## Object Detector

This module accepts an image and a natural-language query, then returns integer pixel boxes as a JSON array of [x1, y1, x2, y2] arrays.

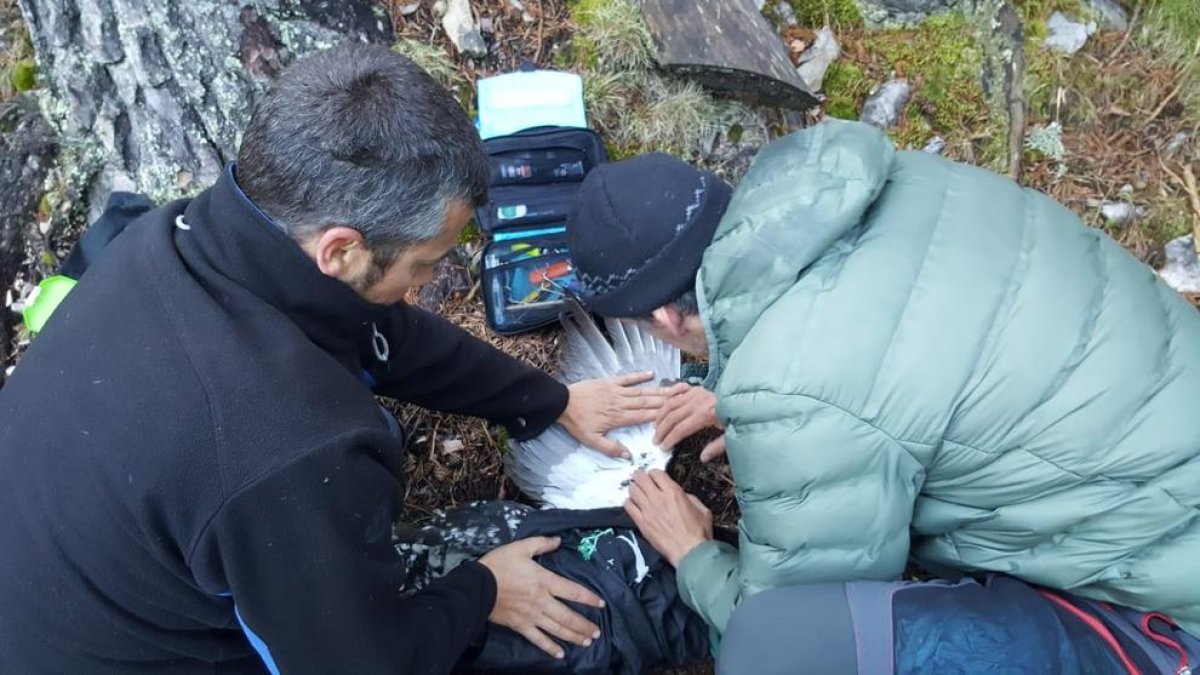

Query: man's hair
[[654, 289, 699, 318], [237, 42, 488, 264]]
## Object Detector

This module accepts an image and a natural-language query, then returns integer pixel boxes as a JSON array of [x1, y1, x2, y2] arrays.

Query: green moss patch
[[822, 13, 1000, 164]]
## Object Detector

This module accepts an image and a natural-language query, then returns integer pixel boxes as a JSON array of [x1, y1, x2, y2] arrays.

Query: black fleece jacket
[[0, 166, 569, 674]]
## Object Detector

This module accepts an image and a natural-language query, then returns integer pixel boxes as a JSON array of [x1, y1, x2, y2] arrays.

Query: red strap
[[1139, 612, 1191, 675], [1038, 590, 1141, 675]]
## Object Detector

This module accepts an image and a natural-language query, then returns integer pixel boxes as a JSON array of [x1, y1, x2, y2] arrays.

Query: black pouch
[[477, 126, 607, 334]]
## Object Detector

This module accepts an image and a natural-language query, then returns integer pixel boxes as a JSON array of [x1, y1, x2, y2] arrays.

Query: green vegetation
[[9, 58, 35, 91], [819, 13, 1001, 165], [569, 0, 765, 161], [763, 0, 863, 30]]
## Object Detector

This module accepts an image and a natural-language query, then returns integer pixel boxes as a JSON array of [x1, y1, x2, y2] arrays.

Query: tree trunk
[[16, 0, 393, 209]]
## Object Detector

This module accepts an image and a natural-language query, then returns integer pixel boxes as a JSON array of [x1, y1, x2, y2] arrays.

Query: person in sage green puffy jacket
[[565, 120, 1200, 648]]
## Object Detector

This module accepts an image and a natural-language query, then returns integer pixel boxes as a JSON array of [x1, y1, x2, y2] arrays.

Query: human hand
[[560, 372, 670, 458], [480, 537, 606, 660], [624, 470, 713, 567], [653, 383, 723, 455]]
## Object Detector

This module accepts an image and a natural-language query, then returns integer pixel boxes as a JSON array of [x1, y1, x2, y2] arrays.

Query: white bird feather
[[505, 302, 681, 509]]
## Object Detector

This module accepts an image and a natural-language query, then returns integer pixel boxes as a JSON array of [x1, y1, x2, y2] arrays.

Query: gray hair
[[236, 42, 488, 261], [649, 289, 699, 318]]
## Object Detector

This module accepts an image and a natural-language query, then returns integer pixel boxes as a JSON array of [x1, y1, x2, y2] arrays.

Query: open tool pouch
[[477, 126, 607, 334]]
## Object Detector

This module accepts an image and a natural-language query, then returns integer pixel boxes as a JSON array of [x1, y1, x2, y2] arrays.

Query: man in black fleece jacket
[[0, 44, 663, 673]]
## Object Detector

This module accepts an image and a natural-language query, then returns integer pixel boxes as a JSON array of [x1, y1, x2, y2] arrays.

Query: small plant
[[573, 0, 653, 72], [392, 39, 461, 90], [1025, 121, 1068, 179], [10, 59, 36, 92]]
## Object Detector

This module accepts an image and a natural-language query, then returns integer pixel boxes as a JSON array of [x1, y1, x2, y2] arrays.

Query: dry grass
[[1022, 13, 1200, 263], [0, 0, 36, 102]]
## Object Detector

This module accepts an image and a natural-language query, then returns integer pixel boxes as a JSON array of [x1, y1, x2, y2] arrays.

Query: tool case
[[477, 125, 608, 334]]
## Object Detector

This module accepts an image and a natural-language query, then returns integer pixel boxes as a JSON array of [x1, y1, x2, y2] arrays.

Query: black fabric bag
[[476, 126, 608, 335], [394, 502, 710, 674]]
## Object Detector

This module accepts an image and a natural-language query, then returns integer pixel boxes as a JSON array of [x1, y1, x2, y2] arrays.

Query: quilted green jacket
[[677, 120, 1200, 636]]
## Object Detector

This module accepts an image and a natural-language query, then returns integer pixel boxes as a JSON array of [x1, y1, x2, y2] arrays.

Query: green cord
[[577, 528, 614, 560]]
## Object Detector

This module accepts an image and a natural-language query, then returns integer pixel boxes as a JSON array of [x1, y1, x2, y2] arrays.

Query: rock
[[1089, 0, 1128, 32], [860, 78, 910, 130], [855, 0, 959, 25], [1159, 235, 1200, 295], [20, 0, 392, 214], [1164, 132, 1189, 158], [1098, 201, 1146, 225], [0, 94, 57, 383], [775, 1, 797, 25], [922, 136, 946, 154], [796, 27, 840, 91], [1045, 12, 1097, 54], [442, 0, 487, 58], [753, 0, 767, 11]]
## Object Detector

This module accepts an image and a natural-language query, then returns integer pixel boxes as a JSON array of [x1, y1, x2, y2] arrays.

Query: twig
[[1105, 4, 1139, 65], [1144, 78, 1186, 126], [533, 0, 544, 65], [1182, 165, 1200, 254]]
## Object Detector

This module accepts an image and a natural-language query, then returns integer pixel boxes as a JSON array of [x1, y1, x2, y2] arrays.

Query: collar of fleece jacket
[[177, 164, 390, 375]]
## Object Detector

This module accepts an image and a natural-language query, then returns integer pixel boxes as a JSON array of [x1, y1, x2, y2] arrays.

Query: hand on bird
[[480, 536, 605, 660], [560, 372, 670, 459], [653, 383, 726, 462], [624, 470, 713, 567]]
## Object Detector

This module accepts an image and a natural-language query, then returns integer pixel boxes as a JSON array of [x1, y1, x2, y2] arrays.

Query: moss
[[458, 220, 480, 246], [788, 0, 864, 29], [822, 62, 871, 119], [1013, 0, 1086, 40], [10, 59, 36, 92], [822, 13, 996, 159]]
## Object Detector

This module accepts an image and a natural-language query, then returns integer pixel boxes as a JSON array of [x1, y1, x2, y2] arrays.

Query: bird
[[505, 302, 681, 510]]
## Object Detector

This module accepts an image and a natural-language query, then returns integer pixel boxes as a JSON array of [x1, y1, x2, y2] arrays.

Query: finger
[[646, 469, 677, 492], [700, 436, 728, 463], [519, 536, 562, 557], [585, 434, 629, 459], [546, 600, 602, 642], [659, 415, 707, 450], [666, 382, 692, 396], [686, 494, 710, 514], [631, 470, 657, 493], [613, 407, 658, 428], [654, 395, 686, 432], [613, 371, 654, 386], [624, 497, 644, 521], [518, 625, 566, 660], [620, 393, 667, 411], [537, 612, 593, 647], [653, 403, 691, 443], [627, 479, 651, 509], [548, 574, 606, 609]]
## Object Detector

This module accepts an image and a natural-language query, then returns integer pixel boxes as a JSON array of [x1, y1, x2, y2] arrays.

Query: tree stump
[[639, 0, 817, 111], [16, 0, 393, 208]]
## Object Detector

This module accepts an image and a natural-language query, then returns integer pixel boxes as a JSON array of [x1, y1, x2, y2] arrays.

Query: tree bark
[[0, 94, 57, 384], [16, 0, 393, 209]]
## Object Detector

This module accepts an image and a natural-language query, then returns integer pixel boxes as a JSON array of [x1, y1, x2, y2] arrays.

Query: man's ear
[[650, 306, 687, 339], [306, 226, 369, 280]]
